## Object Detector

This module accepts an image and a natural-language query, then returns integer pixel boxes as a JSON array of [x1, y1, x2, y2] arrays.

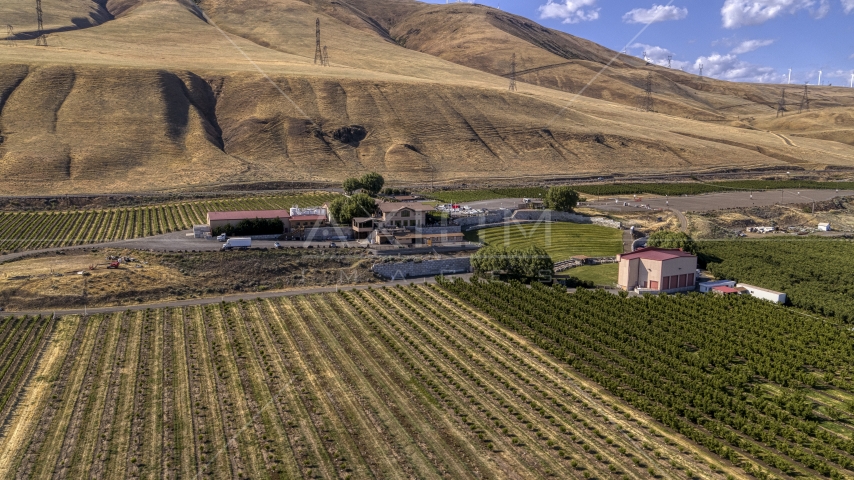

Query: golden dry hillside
[[0, 0, 852, 194]]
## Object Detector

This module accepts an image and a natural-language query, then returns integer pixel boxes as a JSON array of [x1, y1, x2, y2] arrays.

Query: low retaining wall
[[511, 210, 622, 229], [372, 257, 471, 280], [303, 227, 353, 241]]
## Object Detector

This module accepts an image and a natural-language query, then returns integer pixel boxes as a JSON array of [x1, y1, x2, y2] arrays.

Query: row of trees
[[697, 238, 854, 321], [439, 279, 854, 478], [471, 245, 554, 280]]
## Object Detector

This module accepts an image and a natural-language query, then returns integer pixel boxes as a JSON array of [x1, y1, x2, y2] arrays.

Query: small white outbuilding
[[817, 223, 832, 232], [736, 284, 787, 304]]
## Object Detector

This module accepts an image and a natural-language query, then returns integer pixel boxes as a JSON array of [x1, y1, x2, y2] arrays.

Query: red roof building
[[617, 247, 698, 293]]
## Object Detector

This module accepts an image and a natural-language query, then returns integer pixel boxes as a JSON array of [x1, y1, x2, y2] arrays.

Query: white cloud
[[843, 0, 854, 13], [623, 5, 688, 24], [721, 0, 830, 28], [694, 53, 785, 83], [630, 43, 691, 69], [538, 0, 600, 24], [730, 39, 775, 54]]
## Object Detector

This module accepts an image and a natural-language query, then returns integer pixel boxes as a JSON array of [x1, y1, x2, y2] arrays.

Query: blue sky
[[422, 0, 854, 85]]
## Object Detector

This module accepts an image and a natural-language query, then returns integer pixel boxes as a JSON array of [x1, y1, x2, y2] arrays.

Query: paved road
[[0, 230, 363, 264], [0, 273, 472, 318]]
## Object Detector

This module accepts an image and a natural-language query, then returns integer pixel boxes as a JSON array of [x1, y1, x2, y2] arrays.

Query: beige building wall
[[619, 256, 696, 291], [383, 209, 427, 227]]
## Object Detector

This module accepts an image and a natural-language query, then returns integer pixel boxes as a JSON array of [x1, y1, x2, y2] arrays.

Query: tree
[[329, 194, 376, 225], [360, 172, 385, 195], [472, 245, 553, 280], [342, 177, 362, 195], [543, 186, 580, 212], [647, 231, 696, 253]]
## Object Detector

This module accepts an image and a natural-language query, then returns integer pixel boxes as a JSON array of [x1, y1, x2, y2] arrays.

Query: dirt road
[[0, 274, 472, 318]]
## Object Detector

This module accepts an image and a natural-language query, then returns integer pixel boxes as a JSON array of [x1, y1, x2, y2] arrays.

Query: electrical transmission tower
[[667, 55, 672, 69], [698, 63, 703, 77], [314, 18, 322, 65], [35, 0, 47, 46], [508, 53, 517, 92], [322, 46, 329, 66], [776, 89, 786, 118], [4, 25, 15, 47], [636, 72, 655, 112], [798, 84, 810, 114]]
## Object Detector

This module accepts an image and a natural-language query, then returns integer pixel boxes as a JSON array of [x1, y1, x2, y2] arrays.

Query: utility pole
[[508, 53, 517, 92], [35, 0, 47, 46], [314, 18, 322, 65]]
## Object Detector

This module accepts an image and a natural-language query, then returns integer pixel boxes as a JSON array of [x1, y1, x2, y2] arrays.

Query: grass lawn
[[466, 223, 623, 262], [566, 264, 619, 287]]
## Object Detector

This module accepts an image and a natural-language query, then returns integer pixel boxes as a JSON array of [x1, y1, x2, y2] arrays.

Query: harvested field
[[0, 247, 377, 310], [0, 287, 729, 478]]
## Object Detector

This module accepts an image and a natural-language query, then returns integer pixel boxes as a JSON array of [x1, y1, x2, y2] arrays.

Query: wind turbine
[[787, 69, 791, 84], [850, 73, 853, 88], [817, 70, 822, 86]]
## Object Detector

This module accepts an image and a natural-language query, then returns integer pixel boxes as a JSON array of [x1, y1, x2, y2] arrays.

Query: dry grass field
[[0, 247, 377, 310], [0, 0, 851, 194]]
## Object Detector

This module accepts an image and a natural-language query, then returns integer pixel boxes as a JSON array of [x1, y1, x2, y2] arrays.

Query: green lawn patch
[[467, 223, 623, 262], [565, 264, 619, 287]]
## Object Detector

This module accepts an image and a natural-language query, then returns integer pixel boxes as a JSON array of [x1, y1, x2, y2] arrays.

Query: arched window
[[401, 210, 411, 218]]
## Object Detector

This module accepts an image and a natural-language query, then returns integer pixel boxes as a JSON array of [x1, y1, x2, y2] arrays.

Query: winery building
[[617, 247, 698, 293]]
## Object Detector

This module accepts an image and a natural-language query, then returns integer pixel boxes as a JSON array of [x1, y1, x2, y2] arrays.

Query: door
[[649, 281, 659, 290]]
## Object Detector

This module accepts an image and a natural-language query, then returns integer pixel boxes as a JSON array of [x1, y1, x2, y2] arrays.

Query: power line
[[508, 53, 517, 92], [314, 18, 322, 65], [35, 0, 47, 46]]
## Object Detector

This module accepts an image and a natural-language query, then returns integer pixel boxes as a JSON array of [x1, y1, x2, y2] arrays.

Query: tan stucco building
[[617, 247, 697, 293], [377, 203, 435, 228]]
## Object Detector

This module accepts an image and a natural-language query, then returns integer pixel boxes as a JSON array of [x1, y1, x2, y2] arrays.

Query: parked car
[[217, 234, 227, 242], [273, 242, 282, 249], [329, 242, 338, 248]]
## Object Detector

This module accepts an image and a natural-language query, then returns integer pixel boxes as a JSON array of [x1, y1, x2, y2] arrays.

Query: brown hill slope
[[0, 0, 851, 194], [320, 0, 854, 120]]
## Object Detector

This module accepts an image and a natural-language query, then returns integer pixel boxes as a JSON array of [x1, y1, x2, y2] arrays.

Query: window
[[401, 210, 411, 218]]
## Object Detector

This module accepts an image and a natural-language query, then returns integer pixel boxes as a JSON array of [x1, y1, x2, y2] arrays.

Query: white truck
[[222, 237, 251, 250]]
